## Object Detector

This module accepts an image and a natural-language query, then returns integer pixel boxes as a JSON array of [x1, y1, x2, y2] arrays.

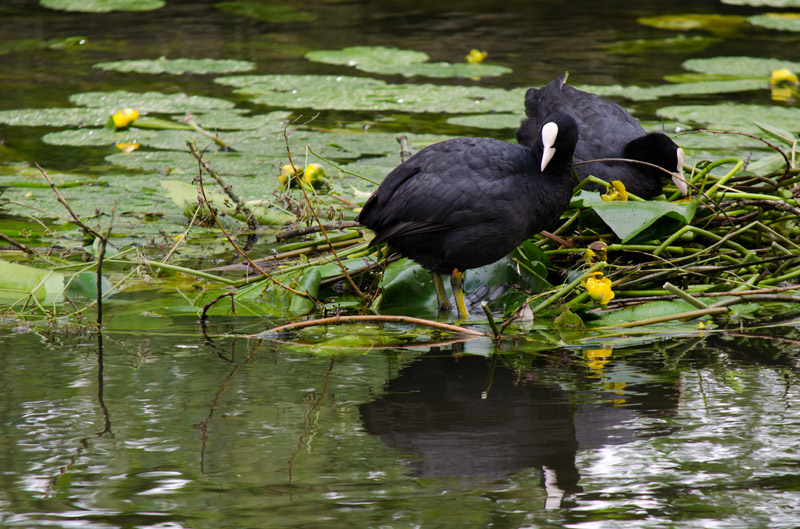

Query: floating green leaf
[[576, 78, 764, 101], [0, 107, 110, 127], [289, 267, 321, 316], [305, 46, 511, 78], [749, 13, 800, 31], [657, 104, 800, 133], [215, 74, 525, 113], [589, 300, 701, 327], [0, 36, 88, 55], [66, 271, 114, 299], [216, 2, 314, 22], [682, 56, 800, 77], [445, 113, 523, 130], [40, 0, 164, 12], [724, 0, 800, 5], [637, 13, 747, 33], [94, 56, 256, 75], [69, 90, 235, 113], [0, 260, 65, 305]]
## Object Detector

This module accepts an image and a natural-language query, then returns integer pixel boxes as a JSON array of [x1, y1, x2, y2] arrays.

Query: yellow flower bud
[[600, 180, 628, 202], [111, 108, 139, 130], [770, 68, 798, 85], [115, 141, 139, 153], [465, 49, 488, 64]]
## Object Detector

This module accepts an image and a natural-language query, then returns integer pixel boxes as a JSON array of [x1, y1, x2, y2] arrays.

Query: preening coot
[[356, 112, 579, 319], [516, 74, 687, 199]]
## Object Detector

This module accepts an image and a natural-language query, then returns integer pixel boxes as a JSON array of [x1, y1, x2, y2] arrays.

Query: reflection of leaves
[[40, 0, 164, 12], [603, 35, 720, 54], [215, 2, 314, 22], [306, 46, 511, 78], [94, 56, 255, 75], [637, 13, 747, 33], [724, 0, 800, 5]]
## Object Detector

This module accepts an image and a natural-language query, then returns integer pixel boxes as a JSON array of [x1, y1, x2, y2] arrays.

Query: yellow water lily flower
[[771, 68, 799, 85], [600, 180, 628, 202], [465, 49, 488, 64], [111, 108, 139, 130], [583, 271, 615, 304]]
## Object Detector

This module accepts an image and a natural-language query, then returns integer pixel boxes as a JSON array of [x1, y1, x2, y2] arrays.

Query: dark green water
[[2, 0, 800, 527]]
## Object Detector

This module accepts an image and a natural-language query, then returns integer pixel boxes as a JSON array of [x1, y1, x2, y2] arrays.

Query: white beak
[[541, 121, 558, 171], [672, 147, 688, 196]]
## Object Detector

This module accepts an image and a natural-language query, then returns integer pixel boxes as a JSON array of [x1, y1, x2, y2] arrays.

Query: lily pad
[[656, 104, 800, 133], [0, 260, 65, 305], [724, 0, 800, 5], [748, 13, 800, 31], [94, 56, 256, 75], [215, 74, 525, 114], [215, 2, 314, 22], [0, 36, 88, 55], [445, 113, 523, 130], [69, 90, 235, 113], [682, 56, 800, 77], [40, 0, 164, 11], [637, 14, 747, 33], [0, 107, 110, 127], [576, 78, 765, 101], [305, 46, 511, 79]]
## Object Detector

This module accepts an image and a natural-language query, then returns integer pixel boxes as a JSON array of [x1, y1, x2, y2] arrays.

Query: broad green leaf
[[637, 14, 747, 33], [589, 200, 696, 243], [175, 110, 293, 130], [0, 108, 109, 127], [40, 0, 164, 12], [663, 73, 755, 83], [739, 152, 788, 175], [215, 2, 314, 22], [656, 104, 800, 133], [446, 113, 523, 129], [724, 0, 800, 5], [66, 271, 114, 299], [754, 122, 798, 145], [589, 299, 702, 327], [69, 90, 235, 112], [93, 56, 256, 75], [576, 78, 764, 101], [0, 260, 65, 305], [289, 267, 321, 316], [215, 74, 525, 113], [749, 12, 800, 31], [305, 46, 511, 78], [682, 56, 800, 76], [160, 179, 296, 225], [674, 130, 768, 151]]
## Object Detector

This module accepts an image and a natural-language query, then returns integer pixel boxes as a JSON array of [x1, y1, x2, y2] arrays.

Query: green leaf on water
[[0, 260, 65, 305], [682, 56, 800, 77], [656, 104, 800, 133], [588, 198, 696, 243], [215, 74, 525, 113], [70, 90, 235, 113], [445, 113, 523, 130], [0, 107, 109, 127], [589, 300, 701, 327], [289, 267, 321, 316], [215, 2, 314, 22], [749, 13, 800, 31], [94, 56, 256, 75], [576, 78, 764, 101], [637, 13, 747, 33], [66, 271, 114, 299], [724, 0, 800, 5], [305, 46, 511, 78], [40, 0, 164, 11]]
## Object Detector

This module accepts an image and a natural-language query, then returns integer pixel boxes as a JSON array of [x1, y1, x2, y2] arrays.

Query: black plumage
[[356, 112, 579, 318], [516, 74, 687, 199]]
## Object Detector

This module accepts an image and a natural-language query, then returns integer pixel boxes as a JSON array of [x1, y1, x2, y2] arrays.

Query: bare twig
[[397, 135, 411, 162], [0, 232, 36, 254], [261, 314, 487, 337], [276, 221, 360, 241], [201, 292, 236, 321]]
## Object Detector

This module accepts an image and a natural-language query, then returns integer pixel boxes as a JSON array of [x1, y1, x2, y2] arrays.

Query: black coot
[[516, 74, 687, 199], [356, 112, 579, 319]]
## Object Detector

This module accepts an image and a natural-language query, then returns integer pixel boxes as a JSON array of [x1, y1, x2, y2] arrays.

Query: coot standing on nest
[[356, 112, 579, 319], [516, 73, 687, 199]]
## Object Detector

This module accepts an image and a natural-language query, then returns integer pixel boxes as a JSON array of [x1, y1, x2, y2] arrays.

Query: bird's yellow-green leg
[[450, 268, 469, 320], [432, 272, 453, 311]]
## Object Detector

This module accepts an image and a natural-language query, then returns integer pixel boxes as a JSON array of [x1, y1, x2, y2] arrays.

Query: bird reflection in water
[[359, 348, 679, 509]]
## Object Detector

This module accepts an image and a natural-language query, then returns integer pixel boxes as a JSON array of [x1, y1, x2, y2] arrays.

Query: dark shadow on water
[[359, 348, 679, 507]]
